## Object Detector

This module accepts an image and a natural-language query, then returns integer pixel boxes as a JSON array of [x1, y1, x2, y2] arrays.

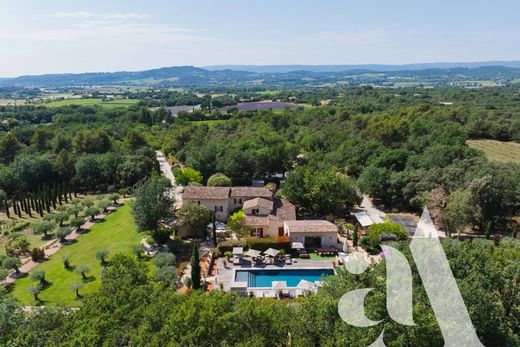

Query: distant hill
[[204, 61, 520, 73], [1, 63, 520, 88]]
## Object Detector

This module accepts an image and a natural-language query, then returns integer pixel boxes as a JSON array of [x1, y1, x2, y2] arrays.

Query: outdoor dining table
[[316, 248, 339, 256]]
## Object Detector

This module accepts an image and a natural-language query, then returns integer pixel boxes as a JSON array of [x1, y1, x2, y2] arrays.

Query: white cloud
[[49, 12, 150, 20]]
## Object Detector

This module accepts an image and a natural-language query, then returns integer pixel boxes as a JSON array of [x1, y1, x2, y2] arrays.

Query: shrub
[[85, 207, 101, 221], [147, 228, 172, 245], [30, 269, 47, 286], [62, 256, 71, 269], [167, 238, 187, 254], [10, 221, 30, 233], [75, 265, 90, 280], [2, 256, 21, 273], [70, 217, 86, 230], [245, 237, 290, 252], [217, 240, 246, 254], [207, 173, 232, 187], [33, 221, 57, 238], [56, 227, 72, 242], [152, 252, 176, 268], [96, 250, 109, 265], [30, 247, 45, 261], [367, 221, 407, 244]]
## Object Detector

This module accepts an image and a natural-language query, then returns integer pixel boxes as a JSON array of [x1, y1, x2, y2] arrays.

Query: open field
[[467, 139, 520, 164], [9, 203, 146, 307], [42, 98, 140, 108], [218, 101, 299, 112]]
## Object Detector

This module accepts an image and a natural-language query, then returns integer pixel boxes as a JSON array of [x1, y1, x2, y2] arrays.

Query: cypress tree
[[212, 213, 217, 247], [63, 183, 68, 203], [5, 200, 10, 218], [190, 240, 201, 290], [485, 220, 493, 240], [16, 201, 22, 217], [51, 187, 56, 209], [37, 198, 43, 217], [26, 199, 32, 217], [44, 188, 51, 213], [352, 224, 359, 248], [57, 184, 63, 205]]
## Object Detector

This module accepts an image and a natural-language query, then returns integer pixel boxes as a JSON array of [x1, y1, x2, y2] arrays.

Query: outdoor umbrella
[[263, 248, 280, 257], [246, 249, 262, 258], [272, 281, 288, 290], [291, 242, 304, 250], [297, 279, 316, 291]]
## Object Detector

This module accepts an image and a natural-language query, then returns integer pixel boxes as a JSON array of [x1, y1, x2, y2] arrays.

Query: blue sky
[[0, 0, 519, 76]]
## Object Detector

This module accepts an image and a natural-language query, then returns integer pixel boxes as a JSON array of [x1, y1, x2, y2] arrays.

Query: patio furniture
[[285, 255, 292, 265], [298, 251, 310, 259], [316, 248, 339, 257], [264, 291, 276, 298]]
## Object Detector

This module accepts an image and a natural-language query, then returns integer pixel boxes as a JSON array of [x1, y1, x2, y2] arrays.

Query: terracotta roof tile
[[243, 198, 274, 211], [183, 186, 230, 200], [284, 220, 338, 233], [230, 187, 272, 198]]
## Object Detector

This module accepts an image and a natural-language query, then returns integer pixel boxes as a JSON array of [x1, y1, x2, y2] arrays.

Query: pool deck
[[214, 258, 335, 292]]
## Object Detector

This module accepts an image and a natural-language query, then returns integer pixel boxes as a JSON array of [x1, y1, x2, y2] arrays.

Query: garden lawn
[[10, 203, 145, 307], [467, 139, 520, 164]]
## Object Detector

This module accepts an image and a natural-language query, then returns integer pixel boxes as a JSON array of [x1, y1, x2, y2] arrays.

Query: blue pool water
[[235, 269, 334, 288]]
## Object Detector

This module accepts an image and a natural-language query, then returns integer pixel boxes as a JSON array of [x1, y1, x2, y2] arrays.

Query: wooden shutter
[[259, 228, 264, 238]]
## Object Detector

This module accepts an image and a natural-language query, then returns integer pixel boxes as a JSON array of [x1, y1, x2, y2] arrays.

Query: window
[[251, 227, 263, 238], [214, 206, 223, 212], [197, 201, 200, 205], [252, 208, 259, 216]]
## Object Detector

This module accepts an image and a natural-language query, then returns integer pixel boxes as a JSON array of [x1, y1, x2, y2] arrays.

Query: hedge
[[245, 237, 290, 252], [217, 240, 247, 254]]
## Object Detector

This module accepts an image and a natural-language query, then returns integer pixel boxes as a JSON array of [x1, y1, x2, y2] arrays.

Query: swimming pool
[[235, 268, 334, 288]]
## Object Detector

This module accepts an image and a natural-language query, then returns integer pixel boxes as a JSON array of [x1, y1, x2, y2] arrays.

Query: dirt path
[[155, 150, 182, 208], [2, 206, 117, 285]]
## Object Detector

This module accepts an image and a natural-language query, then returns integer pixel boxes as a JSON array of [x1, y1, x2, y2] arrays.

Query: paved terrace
[[214, 258, 335, 292]]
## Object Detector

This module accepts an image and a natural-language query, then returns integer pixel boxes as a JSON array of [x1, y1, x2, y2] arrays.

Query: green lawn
[[306, 253, 336, 261], [192, 119, 226, 127], [43, 98, 140, 108], [467, 139, 520, 164], [10, 203, 145, 307]]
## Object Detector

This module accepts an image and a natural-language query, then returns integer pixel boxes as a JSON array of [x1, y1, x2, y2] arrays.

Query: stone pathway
[[2, 205, 118, 285]]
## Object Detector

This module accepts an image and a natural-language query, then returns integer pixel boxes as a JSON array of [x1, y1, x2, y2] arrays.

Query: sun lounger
[[262, 291, 274, 298]]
